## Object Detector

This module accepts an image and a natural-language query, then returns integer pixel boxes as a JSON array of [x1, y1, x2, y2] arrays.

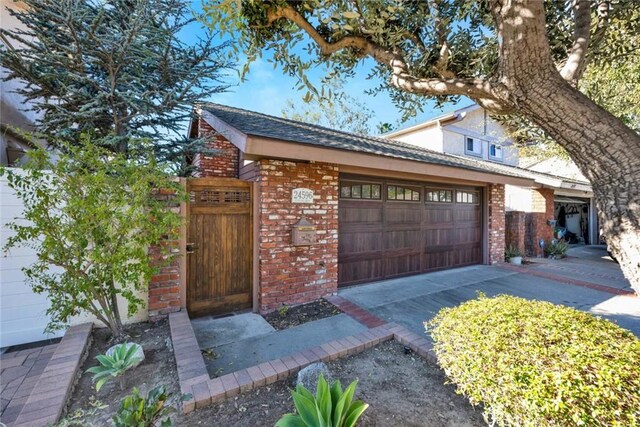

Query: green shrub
[[426, 295, 640, 427], [504, 245, 522, 260], [112, 385, 174, 427], [544, 240, 569, 258], [87, 343, 144, 391], [276, 375, 368, 427]]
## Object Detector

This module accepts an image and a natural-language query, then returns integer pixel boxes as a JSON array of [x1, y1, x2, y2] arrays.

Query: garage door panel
[[424, 205, 454, 225], [338, 177, 483, 287], [385, 204, 422, 225], [455, 226, 482, 244], [423, 250, 457, 271], [456, 244, 482, 265], [339, 203, 383, 224], [338, 230, 383, 254], [386, 253, 422, 277], [338, 259, 384, 285], [385, 229, 421, 250], [425, 228, 455, 247]]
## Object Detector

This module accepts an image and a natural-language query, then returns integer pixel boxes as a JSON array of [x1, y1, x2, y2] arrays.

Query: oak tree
[[205, 0, 640, 293]]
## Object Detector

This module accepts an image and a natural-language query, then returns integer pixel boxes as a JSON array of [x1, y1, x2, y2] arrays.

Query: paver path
[[0, 344, 57, 426]]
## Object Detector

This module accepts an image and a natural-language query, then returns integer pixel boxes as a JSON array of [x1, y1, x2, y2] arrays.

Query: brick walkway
[[1, 344, 57, 426], [0, 323, 92, 427]]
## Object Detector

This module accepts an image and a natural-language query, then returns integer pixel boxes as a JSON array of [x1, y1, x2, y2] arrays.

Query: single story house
[[148, 103, 554, 318]]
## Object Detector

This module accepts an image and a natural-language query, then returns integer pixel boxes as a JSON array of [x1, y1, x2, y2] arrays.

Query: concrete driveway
[[339, 246, 639, 337]]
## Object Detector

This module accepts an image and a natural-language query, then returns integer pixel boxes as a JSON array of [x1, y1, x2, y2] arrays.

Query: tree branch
[[267, 4, 500, 102], [560, 0, 591, 84]]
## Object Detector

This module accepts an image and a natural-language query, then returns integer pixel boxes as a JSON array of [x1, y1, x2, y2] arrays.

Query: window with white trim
[[489, 143, 504, 161], [465, 137, 482, 156]]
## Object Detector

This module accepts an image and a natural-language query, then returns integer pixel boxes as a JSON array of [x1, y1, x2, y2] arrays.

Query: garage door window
[[456, 190, 479, 204], [426, 189, 453, 203], [340, 182, 381, 199], [387, 185, 420, 201]]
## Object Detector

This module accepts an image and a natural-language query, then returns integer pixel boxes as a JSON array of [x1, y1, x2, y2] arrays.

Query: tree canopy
[[204, 0, 640, 294], [1, 0, 232, 175]]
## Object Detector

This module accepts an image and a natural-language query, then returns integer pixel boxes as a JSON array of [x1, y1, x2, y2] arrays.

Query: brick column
[[488, 184, 506, 264], [257, 159, 339, 313], [193, 120, 239, 178], [505, 211, 526, 255], [525, 188, 555, 257]]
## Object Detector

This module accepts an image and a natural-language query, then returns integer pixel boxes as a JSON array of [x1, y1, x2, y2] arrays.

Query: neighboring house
[[147, 102, 541, 319], [385, 104, 598, 253]]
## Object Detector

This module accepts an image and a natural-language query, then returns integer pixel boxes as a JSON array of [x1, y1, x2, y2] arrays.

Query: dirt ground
[[62, 321, 484, 427], [263, 298, 342, 330], [178, 340, 486, 427], [62, 319, 180, 426]]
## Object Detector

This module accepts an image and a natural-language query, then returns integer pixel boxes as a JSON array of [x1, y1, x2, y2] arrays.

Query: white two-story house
[[385, 104, 599, 252]]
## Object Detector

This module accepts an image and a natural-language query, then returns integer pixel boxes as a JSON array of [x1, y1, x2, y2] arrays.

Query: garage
[[338, 176, 483, 287]]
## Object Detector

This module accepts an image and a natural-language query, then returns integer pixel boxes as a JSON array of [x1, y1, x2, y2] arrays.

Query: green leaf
[[343, 401, 369, 427], [291, 390, 320, 427], [275, 414, 307, 427], [341, 11, 360, 19]]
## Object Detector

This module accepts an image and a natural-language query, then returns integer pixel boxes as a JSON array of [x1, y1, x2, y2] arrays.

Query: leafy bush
[[544, 240, 569, 258], [426, 295, 640, 426], [112, 385, 174, 427], [87, 343, 144, 391], [1, 140, 183, 337], [276, 375, 368, 427]]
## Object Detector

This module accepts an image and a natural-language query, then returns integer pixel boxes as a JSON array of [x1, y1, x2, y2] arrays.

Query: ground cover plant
[[427, 294, 640, 426], [1, 141, 183, 338]]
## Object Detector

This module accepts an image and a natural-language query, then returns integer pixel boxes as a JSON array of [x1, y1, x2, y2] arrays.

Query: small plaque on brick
[[291, 188, 314, 204]]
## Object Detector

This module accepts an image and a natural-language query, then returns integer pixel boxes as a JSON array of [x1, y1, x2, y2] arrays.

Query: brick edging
[[325, 295, 386, 327], [499, 264, 635, 296], [13, 323, 93, 427], [169, 310, 437, 414]]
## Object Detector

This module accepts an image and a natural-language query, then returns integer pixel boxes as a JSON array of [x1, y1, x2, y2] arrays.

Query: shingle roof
[[201, 103, 535, 180]]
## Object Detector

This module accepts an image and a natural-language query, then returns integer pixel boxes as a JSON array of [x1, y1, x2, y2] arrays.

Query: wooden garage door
[[338, 177, 482, 287]]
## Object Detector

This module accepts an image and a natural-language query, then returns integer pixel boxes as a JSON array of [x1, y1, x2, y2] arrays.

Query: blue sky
[[182, 2, 467, 134]]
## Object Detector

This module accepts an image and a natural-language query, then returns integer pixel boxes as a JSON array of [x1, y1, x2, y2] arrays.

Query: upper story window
[[340, 182, 382, 199], [465, 137, 482, 156], [387, 185, 421, 201], [489, 143, 503, 161]]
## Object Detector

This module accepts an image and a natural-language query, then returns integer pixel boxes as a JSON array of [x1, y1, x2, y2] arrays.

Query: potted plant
[[505, 245, 523, 265]]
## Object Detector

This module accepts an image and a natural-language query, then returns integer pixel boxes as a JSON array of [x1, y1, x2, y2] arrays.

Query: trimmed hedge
[[426, 295, 640, 426]]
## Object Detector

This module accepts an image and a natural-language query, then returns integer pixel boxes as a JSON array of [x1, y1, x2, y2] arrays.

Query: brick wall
[[525, 188, 555, 257], [488, 184, 506, 264], [148, 241, 182, 320], [505, 211, 526, 256], [257, 159, 339, 313], [193, 120, 239, 178]]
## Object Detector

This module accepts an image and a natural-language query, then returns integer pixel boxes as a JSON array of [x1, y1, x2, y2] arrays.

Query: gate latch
[[186, 243, 197, 254]]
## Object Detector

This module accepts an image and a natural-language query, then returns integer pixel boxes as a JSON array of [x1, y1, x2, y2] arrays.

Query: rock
[[296, 362, 332, 392], [106, 342, 145, 368]]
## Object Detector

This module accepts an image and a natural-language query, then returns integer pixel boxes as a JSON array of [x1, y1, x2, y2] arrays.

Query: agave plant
[[276, 375, 369, 427], [87, 343, 144, 391]]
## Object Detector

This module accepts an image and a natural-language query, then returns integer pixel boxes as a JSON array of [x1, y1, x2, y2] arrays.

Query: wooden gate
[[187, 178, 252, 316]]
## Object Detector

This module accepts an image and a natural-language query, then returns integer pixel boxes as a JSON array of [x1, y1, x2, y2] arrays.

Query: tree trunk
[[493, 0, 640, 294], [518, 78, 640, 294]]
